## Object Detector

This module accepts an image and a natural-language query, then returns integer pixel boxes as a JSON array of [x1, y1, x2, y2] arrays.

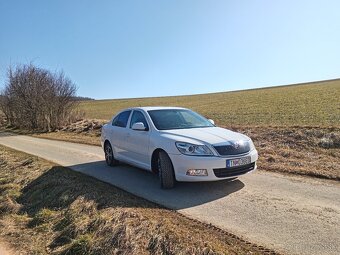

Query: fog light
[[186, 169, 208, 176]]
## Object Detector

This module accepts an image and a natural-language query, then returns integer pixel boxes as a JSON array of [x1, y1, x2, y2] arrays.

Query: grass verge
[[232, 126, 340, 181], [0, 145, 275, 255]]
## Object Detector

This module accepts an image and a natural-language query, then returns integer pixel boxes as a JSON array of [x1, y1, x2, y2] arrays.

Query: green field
[[79, 79, 340, 127]]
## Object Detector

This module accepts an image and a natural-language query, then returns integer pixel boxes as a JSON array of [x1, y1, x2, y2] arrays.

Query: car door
[[110, 110, 132, 160], [124, 110, 151, 170]]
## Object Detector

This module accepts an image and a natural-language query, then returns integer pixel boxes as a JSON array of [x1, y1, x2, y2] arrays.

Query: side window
[[112, 110, 131, 128], [112, 115, 119, 126], [130, 111, 149, 130]]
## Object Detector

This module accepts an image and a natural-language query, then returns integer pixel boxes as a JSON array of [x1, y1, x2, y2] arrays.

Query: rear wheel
[[104, 142, 119, 166], [158, 151, 175, 189]]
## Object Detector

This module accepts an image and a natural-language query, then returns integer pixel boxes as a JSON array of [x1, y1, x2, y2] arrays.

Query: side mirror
[[208, 119, 215, 125], [132, 122, 146, 131]]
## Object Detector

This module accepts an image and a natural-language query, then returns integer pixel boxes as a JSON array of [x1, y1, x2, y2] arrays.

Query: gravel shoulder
[[0, 242, 13, 255]]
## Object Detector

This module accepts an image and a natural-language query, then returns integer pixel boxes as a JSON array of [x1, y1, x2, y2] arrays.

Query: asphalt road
[[0, 132, 339, 255]]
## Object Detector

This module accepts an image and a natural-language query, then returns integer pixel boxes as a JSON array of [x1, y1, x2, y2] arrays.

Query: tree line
[[0, 64, 78, 131]]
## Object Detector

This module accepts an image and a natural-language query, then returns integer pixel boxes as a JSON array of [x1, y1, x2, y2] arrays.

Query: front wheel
[[104, 142, 119, 166], [158, 151, 175, 189]]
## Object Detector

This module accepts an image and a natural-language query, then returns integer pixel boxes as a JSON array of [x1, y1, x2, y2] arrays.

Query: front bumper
[[168, 149, 258, 182]]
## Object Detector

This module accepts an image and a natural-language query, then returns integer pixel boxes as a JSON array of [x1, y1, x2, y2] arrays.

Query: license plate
[[227, 156, 251, 168]]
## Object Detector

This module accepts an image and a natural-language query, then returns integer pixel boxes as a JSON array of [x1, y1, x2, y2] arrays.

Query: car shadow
[[67, 160, 245, 210]]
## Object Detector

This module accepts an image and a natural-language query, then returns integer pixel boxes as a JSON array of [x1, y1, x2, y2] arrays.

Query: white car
[[101, 107, 258, 189]]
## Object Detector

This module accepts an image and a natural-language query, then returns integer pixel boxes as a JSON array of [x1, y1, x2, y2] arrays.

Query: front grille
[[214, 141, 250, 156], [213, 162, 255, 178]]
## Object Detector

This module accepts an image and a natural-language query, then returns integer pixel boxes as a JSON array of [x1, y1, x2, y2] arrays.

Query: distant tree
[[0, 64, 78, 131], [72, 96, 94, 101]]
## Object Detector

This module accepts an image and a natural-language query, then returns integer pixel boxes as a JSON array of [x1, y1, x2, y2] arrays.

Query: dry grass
[[2, 119, 103, 146], [31, 131, 101, 146], [229, 126, 340, 180], [79, 80, 340, 127], [0, 145, 272, 255]]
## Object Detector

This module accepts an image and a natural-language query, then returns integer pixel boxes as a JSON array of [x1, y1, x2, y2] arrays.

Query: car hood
[[159, 127, 249, 145]]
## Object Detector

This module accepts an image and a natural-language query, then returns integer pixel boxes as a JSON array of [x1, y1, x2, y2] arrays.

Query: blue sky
[[0, 0, 339, 99]]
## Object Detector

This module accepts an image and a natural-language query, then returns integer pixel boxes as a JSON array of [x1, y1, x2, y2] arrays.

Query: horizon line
[[90, 77, 340, 101]]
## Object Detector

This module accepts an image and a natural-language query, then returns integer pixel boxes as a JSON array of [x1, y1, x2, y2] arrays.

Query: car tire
[[158, 151, 175, 189], [104, 142, 119, 166]]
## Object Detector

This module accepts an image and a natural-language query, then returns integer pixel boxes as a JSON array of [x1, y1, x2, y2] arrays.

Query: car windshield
[[148, 109, 214, 130]]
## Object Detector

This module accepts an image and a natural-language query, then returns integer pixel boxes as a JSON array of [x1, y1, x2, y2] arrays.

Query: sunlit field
[[79, 79, 340, 127]]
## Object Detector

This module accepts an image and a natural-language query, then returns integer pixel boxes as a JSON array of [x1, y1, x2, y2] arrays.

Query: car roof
[[123, 106, 189, 111]]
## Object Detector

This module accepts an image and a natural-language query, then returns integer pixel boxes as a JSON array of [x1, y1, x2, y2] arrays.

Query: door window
[[112, 110, 131, 128], [130, 111, 149, 130]]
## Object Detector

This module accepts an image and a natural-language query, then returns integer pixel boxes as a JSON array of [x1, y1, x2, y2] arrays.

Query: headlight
[[175, 142, 213, 156], [248, 139, 255, 151]]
